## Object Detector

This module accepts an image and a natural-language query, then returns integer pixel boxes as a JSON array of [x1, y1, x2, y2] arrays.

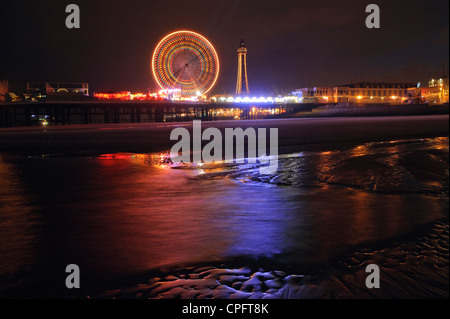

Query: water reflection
[[349, 144, 370, 157], [74, 157, 299, 273], [0, 155, 39, 291], [0, 136, 447, 295]]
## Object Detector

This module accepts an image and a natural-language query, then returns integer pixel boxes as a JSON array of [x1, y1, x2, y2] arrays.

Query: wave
[[173, 137, 449, 196]]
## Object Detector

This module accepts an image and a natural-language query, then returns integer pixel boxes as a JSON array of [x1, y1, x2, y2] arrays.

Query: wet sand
[[92, 221, 448, 299], [0, 115, 448, 156], [85, 136, 448, 299], [0, 115, 448, 299]]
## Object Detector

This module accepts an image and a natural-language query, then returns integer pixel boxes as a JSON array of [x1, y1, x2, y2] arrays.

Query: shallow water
[[0, 137, 448, 297]]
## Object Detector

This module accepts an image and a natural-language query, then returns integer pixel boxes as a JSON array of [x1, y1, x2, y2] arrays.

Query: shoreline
[[0, 115, 448, 158]]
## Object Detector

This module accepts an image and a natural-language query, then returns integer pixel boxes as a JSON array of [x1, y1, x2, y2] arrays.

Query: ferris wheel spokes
[[152, 31, 219, 96]]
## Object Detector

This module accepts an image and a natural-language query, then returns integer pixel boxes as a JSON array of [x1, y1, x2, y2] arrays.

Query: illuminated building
[[294, 87, 334, 104], [428, 78, 449, 104], [405, 78, 449, 105], [158, 89, 182, 101], [94, 92, 132, 100], [293, 82, 416, 105], [334, 82, 415, 104], [210, 94, 298, 104], [236, 36, 249, 95], [94, 91, 161, 101]]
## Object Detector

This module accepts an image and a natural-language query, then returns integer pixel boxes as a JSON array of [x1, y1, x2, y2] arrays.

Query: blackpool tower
[[236, 36, 249, 95]]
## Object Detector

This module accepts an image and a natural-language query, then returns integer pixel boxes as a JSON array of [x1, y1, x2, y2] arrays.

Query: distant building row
[[292, 79, 449, 105], [26, 82, 89, 101], [0, 81, 89, 102]]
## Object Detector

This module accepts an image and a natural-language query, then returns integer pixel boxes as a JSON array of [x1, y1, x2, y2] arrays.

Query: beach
[[0, 115, 448, 299]]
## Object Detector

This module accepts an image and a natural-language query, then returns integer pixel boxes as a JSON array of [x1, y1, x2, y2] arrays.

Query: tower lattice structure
[[236, 36, 249, 95]]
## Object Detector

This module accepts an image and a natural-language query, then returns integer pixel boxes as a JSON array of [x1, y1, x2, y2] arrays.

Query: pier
[[0, 101, 311, 127]]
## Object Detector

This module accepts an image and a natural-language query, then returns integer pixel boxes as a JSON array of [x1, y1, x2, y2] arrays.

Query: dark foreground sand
[[93, 221, 448, 299]]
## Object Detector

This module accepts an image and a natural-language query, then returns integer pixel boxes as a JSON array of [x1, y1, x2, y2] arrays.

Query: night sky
[[1, 0, 448, 95]]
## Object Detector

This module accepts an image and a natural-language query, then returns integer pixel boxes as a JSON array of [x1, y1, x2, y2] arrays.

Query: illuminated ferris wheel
[[152, 31, 220, 97]]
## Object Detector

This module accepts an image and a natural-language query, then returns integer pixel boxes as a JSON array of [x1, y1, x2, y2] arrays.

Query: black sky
[[1, 0, 448, 95]]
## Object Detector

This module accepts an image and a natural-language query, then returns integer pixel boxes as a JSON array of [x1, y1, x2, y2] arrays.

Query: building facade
[[334, 82, 416, 104], [293, 82, 419, 105], [427, 78, 449, 104]]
